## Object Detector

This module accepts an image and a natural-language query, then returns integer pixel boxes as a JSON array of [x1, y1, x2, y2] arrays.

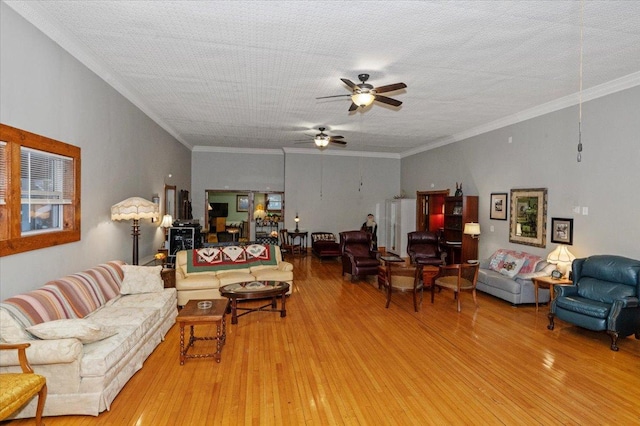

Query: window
[[0, 124, 81, 256]]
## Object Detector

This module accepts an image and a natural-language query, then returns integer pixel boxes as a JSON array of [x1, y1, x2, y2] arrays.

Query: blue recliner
[[548, 255, 640, 351]]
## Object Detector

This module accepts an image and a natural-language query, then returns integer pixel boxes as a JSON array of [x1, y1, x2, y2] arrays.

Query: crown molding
[[4, 0, 193, 151], [401, 71, 640, 158], [282, 147, 400, 159], [192, 146, 283, 155]]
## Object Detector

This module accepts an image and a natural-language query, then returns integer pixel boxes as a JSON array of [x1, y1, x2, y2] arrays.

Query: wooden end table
[[219, 281, 290, 325], [177, 299, 229, 364], [531, 275, 572, 311]]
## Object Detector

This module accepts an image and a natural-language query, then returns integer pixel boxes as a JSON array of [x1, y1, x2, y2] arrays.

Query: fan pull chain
[[577, 0, 584, 162]]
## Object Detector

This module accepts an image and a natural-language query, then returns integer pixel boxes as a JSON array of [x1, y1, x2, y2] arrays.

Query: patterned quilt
[[187, 244, 277, 273], [488, 249, 543, 275]]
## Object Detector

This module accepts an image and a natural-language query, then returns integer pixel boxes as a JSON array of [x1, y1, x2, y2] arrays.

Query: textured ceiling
[[6, 1, 640, 155]]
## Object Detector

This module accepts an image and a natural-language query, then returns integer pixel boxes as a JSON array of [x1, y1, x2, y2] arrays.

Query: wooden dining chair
[[0, 343, 47, 425], [433, 263, 479, 312], [279, 229, 301, 257]]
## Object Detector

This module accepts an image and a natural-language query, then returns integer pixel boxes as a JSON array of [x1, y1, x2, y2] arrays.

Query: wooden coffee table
[[177, 299, 229, 364], [219, 281, 290, 324]]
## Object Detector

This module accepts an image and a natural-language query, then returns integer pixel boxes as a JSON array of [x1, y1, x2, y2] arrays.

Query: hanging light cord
[[577, 0, 584, 162]]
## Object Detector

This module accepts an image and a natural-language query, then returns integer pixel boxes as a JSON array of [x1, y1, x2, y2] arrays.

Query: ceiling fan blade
[[340, 78, 357, 89], [330, 139, 347, 145], [294, 141, 314, 145], [374, 94, 402, 107], [316, 94, 350, 100], [330, 135, 344, 139], [348, 102, 359, 112], [373, 82, 407, 94]]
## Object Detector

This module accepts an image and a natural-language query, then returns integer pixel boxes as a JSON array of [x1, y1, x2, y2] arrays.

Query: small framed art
[[490, 193, 508, 220], [551, 217, 573, 245], [236, 195, 249, 212]]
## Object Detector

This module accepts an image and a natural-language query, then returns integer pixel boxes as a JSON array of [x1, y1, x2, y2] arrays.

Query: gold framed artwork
[[509, 188, 547, 248]]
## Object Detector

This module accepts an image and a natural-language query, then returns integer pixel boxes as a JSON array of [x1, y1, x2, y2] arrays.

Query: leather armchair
[[407, 231, 446, 266], [548, 255, 640, 351], [339, 231, 380, 281]]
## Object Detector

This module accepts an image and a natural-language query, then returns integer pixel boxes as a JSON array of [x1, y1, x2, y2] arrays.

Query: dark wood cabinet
[[161, 268, 176, 288], [443, 196, 478, 263]]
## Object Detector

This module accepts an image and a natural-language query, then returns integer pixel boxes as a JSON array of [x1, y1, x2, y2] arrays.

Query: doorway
[[416, 190, 450, 234], [204, 190, 285, 244]]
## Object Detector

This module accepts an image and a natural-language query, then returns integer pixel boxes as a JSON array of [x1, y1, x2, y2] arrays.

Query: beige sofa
[[175, 244, 293, 306], [0, 261, 177, 419]]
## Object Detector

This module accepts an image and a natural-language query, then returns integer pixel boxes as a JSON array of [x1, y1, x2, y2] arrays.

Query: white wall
[[402, 86, 640, 261], [0, 4, 191, 299]]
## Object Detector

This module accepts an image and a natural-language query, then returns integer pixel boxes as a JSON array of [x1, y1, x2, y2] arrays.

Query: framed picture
[[490, 193, 508, 220], [266, 193, 282, 211], [236, 195, 249, 212], [551, 217, 574, 245], [509, 188, 547, 248]]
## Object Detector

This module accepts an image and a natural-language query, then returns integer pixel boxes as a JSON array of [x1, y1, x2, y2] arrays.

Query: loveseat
[[0, 261, 177, 419], [477, 249, 556, 305], [175, 243, 293, 306], [311, 232, 341, 259]]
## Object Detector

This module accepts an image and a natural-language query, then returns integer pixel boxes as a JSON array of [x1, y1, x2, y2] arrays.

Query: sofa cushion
[[175, 274, 221, 291], [499, 255, 526, 278], [217, 271, 255, 286], [477, 269, 523, 294], [252, 268, 293, 282], [120, 265, 164, 294], [488, 249, 542, 274], [26, 319, 117, 344]]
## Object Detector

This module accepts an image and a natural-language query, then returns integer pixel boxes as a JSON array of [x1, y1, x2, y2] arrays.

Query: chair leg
[[456, 295, 461, 312], [35, 383, 47, 426], [472, 289, 478, 307], [547, 313, 555, 330], [607, 330, 620, 351]]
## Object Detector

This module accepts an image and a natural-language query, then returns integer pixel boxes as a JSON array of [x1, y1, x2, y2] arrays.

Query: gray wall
[[402, 86, 640, 261], [192, 148, 400, 243], [0, 4, 191, 299]]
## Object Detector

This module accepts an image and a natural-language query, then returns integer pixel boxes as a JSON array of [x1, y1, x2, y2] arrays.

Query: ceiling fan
[[295, 127, 347, 148], [317, 73, 407, 111]]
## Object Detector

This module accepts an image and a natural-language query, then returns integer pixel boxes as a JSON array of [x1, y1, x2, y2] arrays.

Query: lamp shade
[[547, 245, 576, 277], [351, 92, 375, 107], [463, 222, 481, 236], [160, 214, 173, 228], [547, 245, 575, 264], [111, 197, 159, 221]]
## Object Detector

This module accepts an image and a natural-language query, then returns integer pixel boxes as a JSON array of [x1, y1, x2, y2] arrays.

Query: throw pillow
[[488, 250, 508, 272], [120, 265, 164, 295], [27, 319, 117, 344], [499, 255, 526, 278]]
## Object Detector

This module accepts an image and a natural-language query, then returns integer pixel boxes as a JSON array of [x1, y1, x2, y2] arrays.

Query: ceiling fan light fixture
[[314, 136, 330, 147], [351, 92, 375, 107]]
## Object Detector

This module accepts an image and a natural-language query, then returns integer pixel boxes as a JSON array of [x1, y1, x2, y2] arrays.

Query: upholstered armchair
[[0, 343, 47, 425], [548, 255, 640, 351], [407, 231, 446, 266], [339, 230, 380, 281]]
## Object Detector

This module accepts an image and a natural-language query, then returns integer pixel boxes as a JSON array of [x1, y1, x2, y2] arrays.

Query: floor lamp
[[111, 197, 159, 265]]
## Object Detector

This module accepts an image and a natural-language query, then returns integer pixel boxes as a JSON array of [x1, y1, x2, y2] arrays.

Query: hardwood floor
[[5, 254, 640, 425]]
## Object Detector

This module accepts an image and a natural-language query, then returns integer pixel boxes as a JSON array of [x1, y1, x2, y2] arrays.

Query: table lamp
[[294, 213, 300, 232], [547, 245, 575, 278]]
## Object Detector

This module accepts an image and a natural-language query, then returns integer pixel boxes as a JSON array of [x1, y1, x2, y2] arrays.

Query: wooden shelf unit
[[443, 196, 479, 263]]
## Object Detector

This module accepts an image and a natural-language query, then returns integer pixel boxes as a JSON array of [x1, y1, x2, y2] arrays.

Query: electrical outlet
[[490, 225, 495, 232]]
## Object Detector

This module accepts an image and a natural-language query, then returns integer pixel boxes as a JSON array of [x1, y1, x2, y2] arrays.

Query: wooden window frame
[[0, 124, 81, 256]]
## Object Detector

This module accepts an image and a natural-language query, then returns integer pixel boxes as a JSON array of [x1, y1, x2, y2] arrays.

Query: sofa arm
[[278, 261, 293, 272], [0, 338, 82, 366]]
